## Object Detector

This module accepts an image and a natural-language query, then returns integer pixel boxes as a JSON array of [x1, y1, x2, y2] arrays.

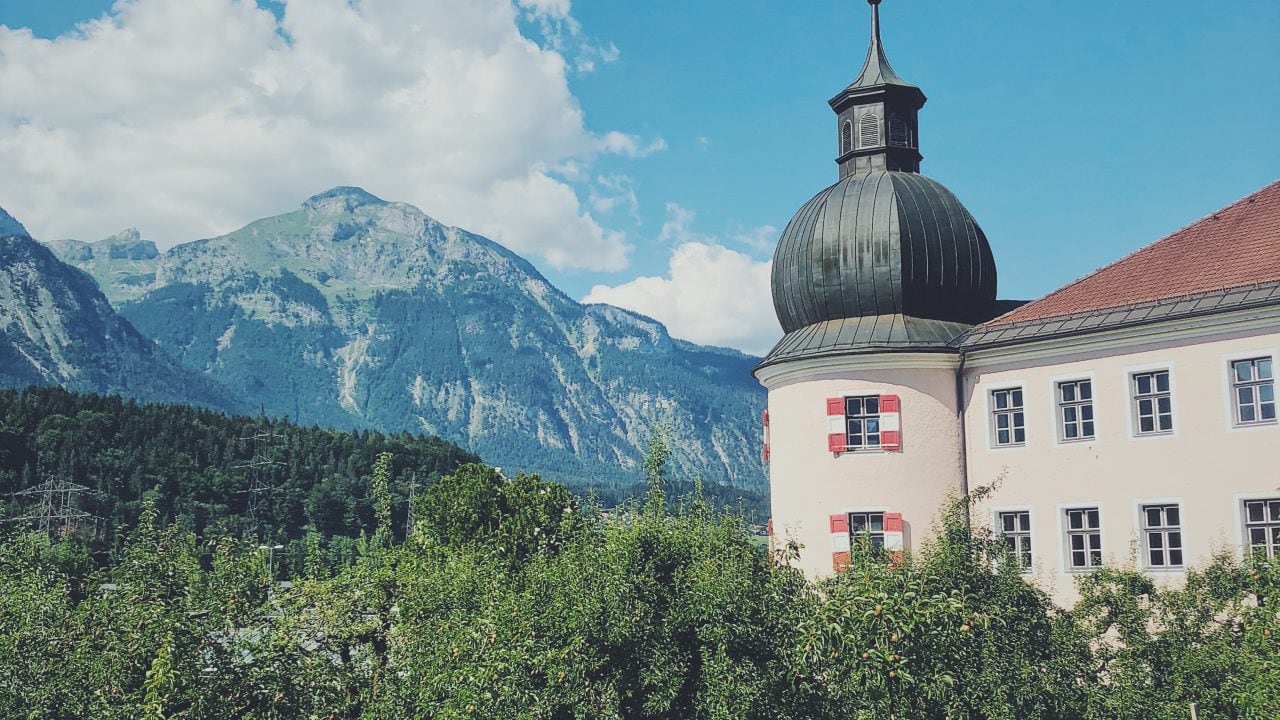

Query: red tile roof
[[986, 179, 1280, 327]]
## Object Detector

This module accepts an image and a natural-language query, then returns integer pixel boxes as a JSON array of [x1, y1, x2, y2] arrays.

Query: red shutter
[[879, 394, 901, 451], [761, 409, 770, 462], [884, 512, 903, 532], [826, 397, 845, 416], [766, 518, 774, 536], [827, 397, 847, 453], [829, 513, 849, 534]]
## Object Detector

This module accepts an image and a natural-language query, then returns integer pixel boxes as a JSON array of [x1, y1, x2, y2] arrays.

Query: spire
[[848, 0, 915, 90]]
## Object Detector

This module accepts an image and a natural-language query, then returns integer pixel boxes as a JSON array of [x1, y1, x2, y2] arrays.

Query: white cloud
[[0, 0, 652, 271], [584, 240, 781, 355], [731, 224, 778, 253], [657, 202, 706, 245]]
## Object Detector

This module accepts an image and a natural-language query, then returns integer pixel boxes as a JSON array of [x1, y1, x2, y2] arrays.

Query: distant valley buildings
[[757, 0, 1280, 602]]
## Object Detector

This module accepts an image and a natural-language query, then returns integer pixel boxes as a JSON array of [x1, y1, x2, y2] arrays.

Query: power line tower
[[5, 476, 99, 539], [233, 430, 284, 525], [405, 472, 419, 537]]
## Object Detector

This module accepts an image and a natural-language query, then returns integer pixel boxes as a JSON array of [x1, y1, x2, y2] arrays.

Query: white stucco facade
[[760, 308, 1280, 605]]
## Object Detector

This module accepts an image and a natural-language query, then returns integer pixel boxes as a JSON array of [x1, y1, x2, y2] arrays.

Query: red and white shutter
[[884, 512, 905, 566], [830, 513, 851, 572], [826, 397, 846, 453], [761, 409, 770, 463], [879, 394, 902, 451]]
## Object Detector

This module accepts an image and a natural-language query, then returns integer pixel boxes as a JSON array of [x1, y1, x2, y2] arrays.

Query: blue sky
[[2, 0, 1277, 353]]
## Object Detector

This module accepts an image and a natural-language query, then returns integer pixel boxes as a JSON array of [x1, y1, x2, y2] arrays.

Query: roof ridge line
[[986, 178, 1280, 328]]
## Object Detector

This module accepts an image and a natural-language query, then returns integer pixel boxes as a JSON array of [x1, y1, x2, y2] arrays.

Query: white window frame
[[1239, 496, 1280, 561], [1226, 352, 1277, 428], [1054, 376, 1096, 443], [993, 507, 1034, 573], [986, 384, 1027, 449], [1124, 362, 1177, 440], [1136, 500, 1185, 571], [1058, 502, 1105, 574], [835, 388, 889, 455], [1221, 348, 1280, 433]]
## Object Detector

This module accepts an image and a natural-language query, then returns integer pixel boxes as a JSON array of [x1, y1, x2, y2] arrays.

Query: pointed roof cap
[[846, 0, 917, 91]]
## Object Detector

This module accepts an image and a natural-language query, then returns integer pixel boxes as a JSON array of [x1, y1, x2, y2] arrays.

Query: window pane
[[1170, 549, 1183, 566], [1139, 399, 1153, 416], [848, 434, 863, 446], [847, 397, 862, 415], [1019, 536, 1031, 552], [1250, 528, 1267, 545], [1166, 507, 1180, 526], [1156, 373, 1170, 393], [1069, 511, 1082, 530], [1157, 397, 1171, 414], [1082, 405, 1094, 420], [1140, 417, 1154, 433], [1070, 534, 1084, 550], [1137, 375, 1152, 394], [1158, 414, 1173, 431], [1148, 532, 1163, 549], [865, 397, 879, 414], [1263, 403, 1276, 421], [867, 433, 880, 445], [1236, 361, 1253, 382], [1013, 412, 1025, 427], [1012, 389, 1023, 406], [1004, 535, 1017, 551], [851, 515, 867, 532], [1269, 501, 1280, 521], [1259, 358, 1273, 380], [1168, 531, 1182, 549], [1261, 384, 1275, 402], [849, 419, 861, 434], [1150, 549, 1162, 566], [1090, 550, 1102, 566], [1247, 502, 1264, 522], [1072, 550, 1085, 567], [870, 536, 884, 551], [1080, 381, 1092, 400], [997, 414, 1010, 429], [1146, 508, 1162, 527], [1064, 406, 1077, 423], [866, 419, 879, 433], [1082, 421, 1094, 436], [997, 429, 1010, 445], [1013, 428, 1025, 444], [1241, 404, 1257, 423], [1087, 510, 1099, 528], [1088, 533, 1101, 550], [870, 514, 884, 532], [1065, 424, 1078, 439], [1239, 386, 1255, 405], [1061, 383, 1076, 402], [1002, 514, 1015, 532], [994, 392, 1008, 409]]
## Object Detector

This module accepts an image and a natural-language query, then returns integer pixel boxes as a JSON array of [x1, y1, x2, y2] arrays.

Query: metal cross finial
[[867, 0, 882, 6]]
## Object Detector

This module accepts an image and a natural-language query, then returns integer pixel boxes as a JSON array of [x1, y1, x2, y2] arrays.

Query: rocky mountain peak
[[94, 228, 159, 261], [0, 206, 30, 238], [303, 187, 388, 216]]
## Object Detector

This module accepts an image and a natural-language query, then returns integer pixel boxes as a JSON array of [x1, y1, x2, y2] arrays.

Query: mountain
[[51, 188, 767, 490], [0, 231, 237, 411]]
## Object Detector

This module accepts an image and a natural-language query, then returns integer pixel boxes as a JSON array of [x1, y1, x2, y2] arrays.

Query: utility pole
[[405, 471, 419, 536]]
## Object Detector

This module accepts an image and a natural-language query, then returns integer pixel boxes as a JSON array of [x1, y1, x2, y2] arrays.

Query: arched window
[[840, 120, 853, 155], [858, 113, 880, 149], [887, 114, 910, 147]]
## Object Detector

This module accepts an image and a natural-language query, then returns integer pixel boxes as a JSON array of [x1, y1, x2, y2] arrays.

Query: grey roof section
[[845, 0, 917, 91], [758, 314, 970, 370], [961, 280, 1280, 350], [771, 171, 997, 333]]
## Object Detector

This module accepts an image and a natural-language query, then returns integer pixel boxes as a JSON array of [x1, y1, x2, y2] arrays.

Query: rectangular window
[[998, 510, 1032, 571], [1243, 498, 1280, 560], [1142, 504, 1183, 568], [1057, 379, 1095, 442], [844, 396, 882, 449], [848, 511, 886, 554], [1232, 357, 1276, 425], [1064, 507, 1102, 570], [1132, 370, 1173, 435], [990, 387, 1026, 447]]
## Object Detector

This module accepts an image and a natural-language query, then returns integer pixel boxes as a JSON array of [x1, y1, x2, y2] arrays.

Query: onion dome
[[760, 1, 998, 367]]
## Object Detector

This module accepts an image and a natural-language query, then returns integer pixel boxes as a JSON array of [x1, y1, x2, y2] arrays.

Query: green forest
[[1, 424, 1277, 719]]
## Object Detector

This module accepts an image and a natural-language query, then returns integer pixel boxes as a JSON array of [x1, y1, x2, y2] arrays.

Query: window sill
[[1144, 566, 1186, 574], [989, 443, 1026, 451], [1231, 420, 1278, 430], [1132, 431, 1175, 440], [1056, 436, 1096, 445]]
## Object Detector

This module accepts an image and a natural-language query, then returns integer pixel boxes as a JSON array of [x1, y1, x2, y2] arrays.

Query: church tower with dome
[[755, 0, 1002, 576]]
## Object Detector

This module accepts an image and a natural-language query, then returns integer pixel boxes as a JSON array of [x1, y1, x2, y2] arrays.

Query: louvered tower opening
[[887, 114, 910, 147], [858, 114, 880, 148], [840, 121, 854, 155]]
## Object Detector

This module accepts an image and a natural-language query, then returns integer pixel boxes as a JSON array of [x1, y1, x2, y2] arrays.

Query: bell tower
[[830, 0, 926, 179]]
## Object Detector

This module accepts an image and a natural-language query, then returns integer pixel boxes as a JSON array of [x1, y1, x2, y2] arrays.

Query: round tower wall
[[760, 355, 966, 579]]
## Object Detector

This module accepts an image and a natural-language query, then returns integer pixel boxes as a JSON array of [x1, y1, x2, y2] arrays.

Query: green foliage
[[0, 456, 1275, 718]]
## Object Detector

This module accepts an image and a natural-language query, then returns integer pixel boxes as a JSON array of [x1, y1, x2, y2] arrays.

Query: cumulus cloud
[[584, 239, 781, 356], [0, 0, 652, 271]]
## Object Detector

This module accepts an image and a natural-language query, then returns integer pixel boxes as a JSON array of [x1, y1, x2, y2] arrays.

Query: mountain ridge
[[44, 188, 767, 490]]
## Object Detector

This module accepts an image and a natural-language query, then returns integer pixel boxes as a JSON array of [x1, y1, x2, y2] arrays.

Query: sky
[[1, 0, 1277, 355]]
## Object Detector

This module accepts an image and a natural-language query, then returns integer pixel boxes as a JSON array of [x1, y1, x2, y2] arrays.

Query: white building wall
[[758, 354, 966, 579], [963, 320, 1280, 603]]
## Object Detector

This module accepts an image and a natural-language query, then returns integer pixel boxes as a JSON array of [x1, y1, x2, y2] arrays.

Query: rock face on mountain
[[0, 232, 237, 410], [53, 188, 766, 489]]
